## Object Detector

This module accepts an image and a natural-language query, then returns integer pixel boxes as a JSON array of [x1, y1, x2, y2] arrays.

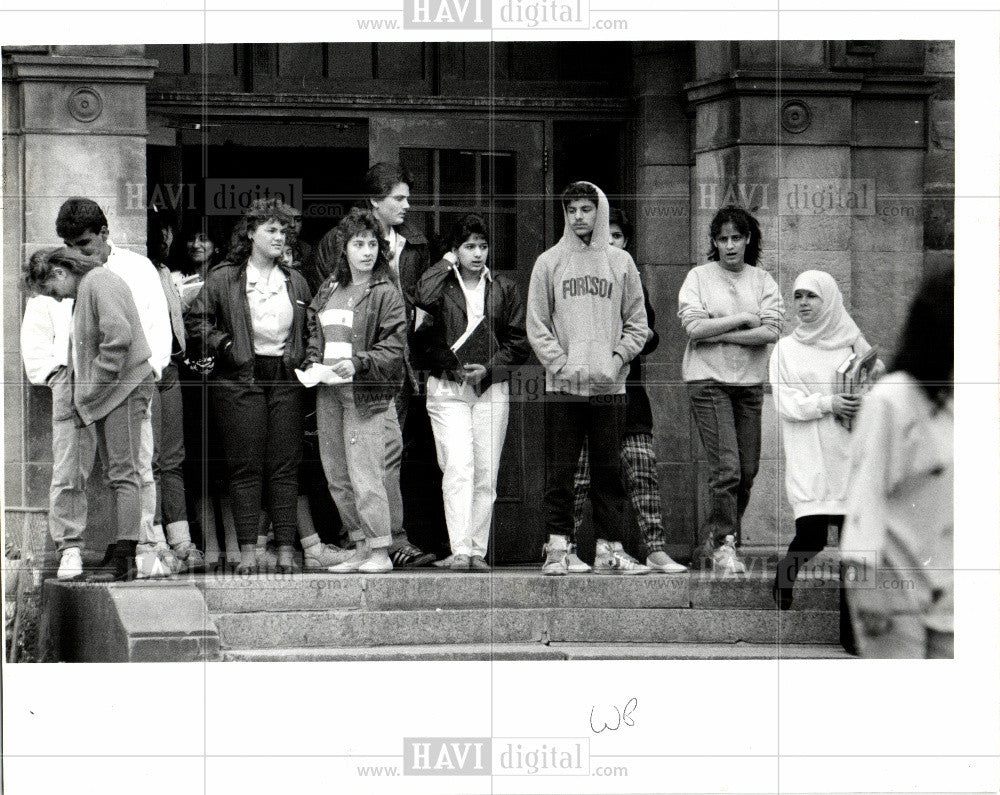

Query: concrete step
[[212, 606, 838, 650], [194, 569, 839, 613], [222, 642, 852, 662]]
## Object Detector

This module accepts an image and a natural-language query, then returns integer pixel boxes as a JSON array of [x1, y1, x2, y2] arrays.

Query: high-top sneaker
[[711, 534, 747, 577], [541, 534, 570, 576], [593, 539, 651, 575]]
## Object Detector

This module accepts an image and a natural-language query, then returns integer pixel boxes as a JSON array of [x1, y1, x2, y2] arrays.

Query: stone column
[[630, 43, 695, 558], [684, 41, 938, 555], [2, 47, 155, 537]]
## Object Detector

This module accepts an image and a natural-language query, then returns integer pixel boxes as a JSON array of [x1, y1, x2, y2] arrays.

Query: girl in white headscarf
[[768, 270, 882, 614]]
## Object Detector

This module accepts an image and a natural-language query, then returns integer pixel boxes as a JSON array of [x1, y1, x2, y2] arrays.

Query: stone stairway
[[196, 567, 849, 661]]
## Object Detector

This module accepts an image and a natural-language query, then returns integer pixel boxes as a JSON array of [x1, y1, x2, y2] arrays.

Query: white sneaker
[[135, 545, 172, 579], [593, 540, 651, 575], [57, 548, 83, 581], [646, 550, 688, 573], [711, 535, 747, 577], [328, 546, 368, 573], [358, 550, 393, 573], [541, 534, 569, 576], [565, 544, 592, 573]]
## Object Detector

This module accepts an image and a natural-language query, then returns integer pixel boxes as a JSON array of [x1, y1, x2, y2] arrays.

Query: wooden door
[[370, 117, 549, 563]]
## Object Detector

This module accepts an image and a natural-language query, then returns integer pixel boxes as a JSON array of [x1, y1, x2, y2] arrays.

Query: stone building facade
[[2, 41, 954, 562]]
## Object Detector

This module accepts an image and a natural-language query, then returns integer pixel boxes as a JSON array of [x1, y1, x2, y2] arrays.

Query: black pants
[[776, 514, 842, 588], [211, 356, 304, 547], [544, 394, 626, 542], [777, 514, 856, 654]]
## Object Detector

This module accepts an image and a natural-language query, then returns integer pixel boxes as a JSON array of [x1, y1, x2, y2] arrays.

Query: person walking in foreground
[[304, 208, 408, 573], [840, 269, 954, 658], [769, 270, 882, 639], [412, 213, 529, 571], [678, 205, 783, 576], [527, 181, 651, 576], [569, 209, 687, 574], [23, 248, 155, 582]]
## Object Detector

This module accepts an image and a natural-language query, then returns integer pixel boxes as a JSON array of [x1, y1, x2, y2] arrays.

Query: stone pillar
[[630, 43, 695, 558], [2, 48, 155, 528], [684, 41, 939, 554]]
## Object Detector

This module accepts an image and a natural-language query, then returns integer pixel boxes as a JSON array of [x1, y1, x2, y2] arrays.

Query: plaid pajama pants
[[572, 432, 666, 554]]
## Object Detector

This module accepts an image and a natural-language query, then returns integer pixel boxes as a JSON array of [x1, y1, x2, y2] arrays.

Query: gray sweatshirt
[[526, 182, 648, 396]]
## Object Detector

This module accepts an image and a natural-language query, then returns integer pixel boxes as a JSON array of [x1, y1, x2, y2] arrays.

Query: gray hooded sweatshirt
[[526, 182, 648, 396]]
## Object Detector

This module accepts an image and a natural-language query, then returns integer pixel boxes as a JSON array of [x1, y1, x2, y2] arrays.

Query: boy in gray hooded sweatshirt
[[527, 181, 651, 575]]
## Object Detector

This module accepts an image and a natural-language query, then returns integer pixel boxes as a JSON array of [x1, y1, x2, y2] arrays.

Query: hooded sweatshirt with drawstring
[[527, 182, 649, 397]]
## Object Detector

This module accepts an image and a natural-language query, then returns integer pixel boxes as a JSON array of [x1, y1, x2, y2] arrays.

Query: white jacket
[[20, 295, 73, 386]]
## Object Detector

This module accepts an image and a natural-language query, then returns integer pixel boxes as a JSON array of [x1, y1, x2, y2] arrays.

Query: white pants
[[426, 377, 509, 558], [137, 393, 162, 547]]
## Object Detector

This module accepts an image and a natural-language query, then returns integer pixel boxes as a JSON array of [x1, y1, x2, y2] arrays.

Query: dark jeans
[[687, 380, 763, 544], [151, 361, 187, 526], [544, 394, 626, 542], [211, 356, 304, 547], [94, 376, 156, 544]]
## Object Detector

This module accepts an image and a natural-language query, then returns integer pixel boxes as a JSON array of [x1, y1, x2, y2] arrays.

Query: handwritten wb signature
[[590, 697, 637, 734]]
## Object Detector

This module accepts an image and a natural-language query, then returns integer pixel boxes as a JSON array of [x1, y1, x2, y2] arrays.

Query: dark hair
[[55, 197, 108, 240], [447, 213, 490, 251], [560, 181, 599, 211], [21, 246, 99, 295], [707, 205, 762, 266], [892, 268, 954, 406], [226, 198, 297, 267], [182, 228, 220, 272], [325, 208, 392, 287], [608, 207, 633, 244], [364, 162, 414, 202], [146, 207, 177, 266]]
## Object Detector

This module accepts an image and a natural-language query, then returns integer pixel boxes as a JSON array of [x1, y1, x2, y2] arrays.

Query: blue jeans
[[686, 380, 763, 545]]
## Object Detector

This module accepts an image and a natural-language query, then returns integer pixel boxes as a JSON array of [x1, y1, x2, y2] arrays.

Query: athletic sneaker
[[711, 534, 747, 577], [565, 544, 593, 573], [304, 543, 354, 570], [541, 534, 569, 576], [593, 539, 651, 575], [646, 550, 688, 573], [56, 547, 83, 581]]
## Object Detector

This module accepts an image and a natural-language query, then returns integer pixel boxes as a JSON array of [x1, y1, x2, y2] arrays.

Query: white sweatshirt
[[105, 242, 171, 378], [769, 333, 872, 518]]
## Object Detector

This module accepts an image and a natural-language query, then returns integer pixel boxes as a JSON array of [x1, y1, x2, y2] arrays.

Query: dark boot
[[88, 540, 138, 582]]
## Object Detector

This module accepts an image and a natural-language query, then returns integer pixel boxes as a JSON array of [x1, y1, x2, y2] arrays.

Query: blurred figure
[[841, 269, 954, 658]]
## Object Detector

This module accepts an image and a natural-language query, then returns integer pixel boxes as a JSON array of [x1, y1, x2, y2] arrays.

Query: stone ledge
[[39, 580, 220, 663]]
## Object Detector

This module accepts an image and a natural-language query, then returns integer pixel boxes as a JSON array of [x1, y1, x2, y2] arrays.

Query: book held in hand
[[450, 318, 497, 368], [836, 346, 879, 431]]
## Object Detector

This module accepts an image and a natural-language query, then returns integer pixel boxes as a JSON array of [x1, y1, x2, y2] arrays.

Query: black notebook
[[451, 318, 497, 368]]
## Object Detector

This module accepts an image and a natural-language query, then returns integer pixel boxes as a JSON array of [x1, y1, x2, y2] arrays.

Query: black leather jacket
[[185, 260, 312, 380], [410, 258, 530, 394]]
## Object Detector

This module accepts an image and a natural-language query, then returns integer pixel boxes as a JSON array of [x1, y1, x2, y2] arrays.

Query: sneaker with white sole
[[57, 548, 83, 581], [565, 544, 592, 573], [304, 543, 354, 570], [711, 534, 747, 577], [135, 545, 173, 579], [593, 539, 651, 575], [541, 534, 569, 576], [358, 551, 393, 573], [646, 550, 688, 573]]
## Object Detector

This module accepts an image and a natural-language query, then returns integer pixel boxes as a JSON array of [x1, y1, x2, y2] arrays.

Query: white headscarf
[[790, 270, 862, 350]]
